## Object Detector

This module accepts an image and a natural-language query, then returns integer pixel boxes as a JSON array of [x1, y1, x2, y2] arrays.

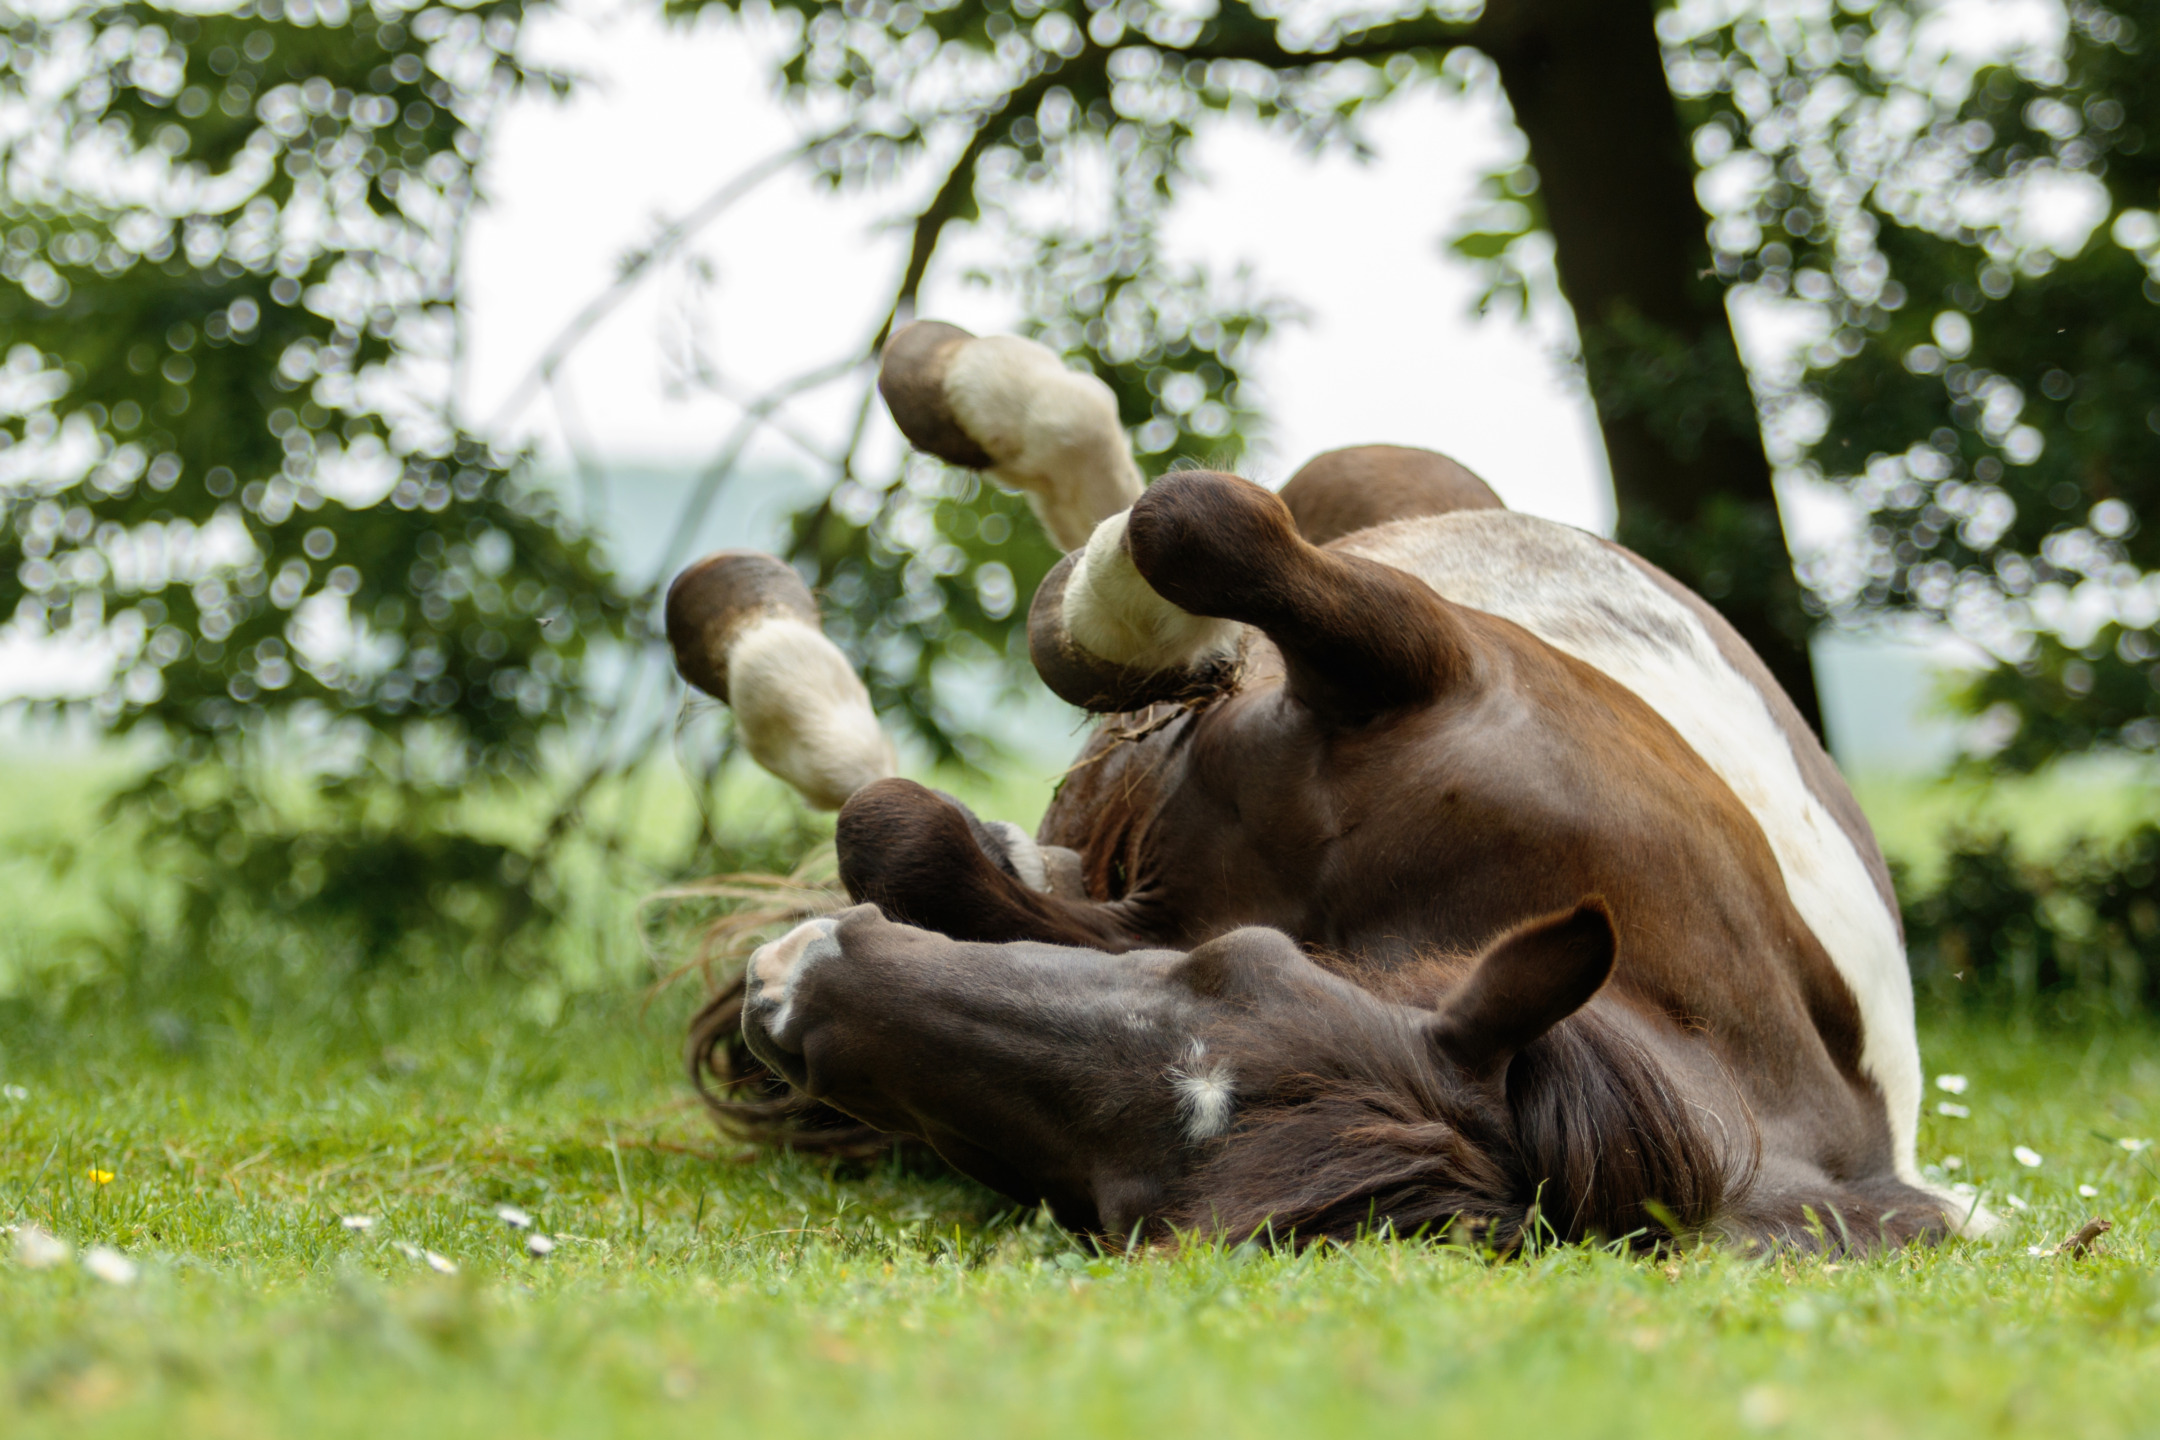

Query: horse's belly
[[1339, 510, 1924, 1184]]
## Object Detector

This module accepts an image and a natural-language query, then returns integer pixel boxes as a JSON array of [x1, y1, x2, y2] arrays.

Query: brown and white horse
[[667, 321, 1972, 1251]]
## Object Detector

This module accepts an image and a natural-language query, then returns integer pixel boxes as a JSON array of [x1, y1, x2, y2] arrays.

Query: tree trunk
[[1480, 0, 1824, 733]]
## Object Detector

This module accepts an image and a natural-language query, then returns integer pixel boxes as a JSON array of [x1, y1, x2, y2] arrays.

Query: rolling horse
[[666, 321, 1975, 1251]]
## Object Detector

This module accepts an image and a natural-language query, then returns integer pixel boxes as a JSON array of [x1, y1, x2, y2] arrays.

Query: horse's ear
[[1427, 899, 1616, 1084]]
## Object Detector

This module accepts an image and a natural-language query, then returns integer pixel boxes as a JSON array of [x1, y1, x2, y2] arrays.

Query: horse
[[665, 321, 1973, 1251]]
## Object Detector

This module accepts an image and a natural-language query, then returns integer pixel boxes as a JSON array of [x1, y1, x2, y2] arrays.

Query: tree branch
[[869, 68, 1074, 355], [1182, 12, 1488, 69], [863, 9, 1486, 356], [485, 127, 853, 434], [642, 353, 865, 596]]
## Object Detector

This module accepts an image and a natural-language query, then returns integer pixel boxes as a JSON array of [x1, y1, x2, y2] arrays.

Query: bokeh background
[[4, 0, 2159, 1026]]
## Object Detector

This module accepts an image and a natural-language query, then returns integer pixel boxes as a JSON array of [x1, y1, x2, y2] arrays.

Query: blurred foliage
[[1661, 0, 2160, 769], [1903, 822, 2160, 1015], [0, 0, 635, 967], [1445, 156, 1553, 321], [12, 0, 2160, 984]]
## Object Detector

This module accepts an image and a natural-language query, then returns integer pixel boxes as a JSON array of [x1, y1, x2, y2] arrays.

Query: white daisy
[[15, 1226, 69, 1270], [82, 1246, 137, 1285]]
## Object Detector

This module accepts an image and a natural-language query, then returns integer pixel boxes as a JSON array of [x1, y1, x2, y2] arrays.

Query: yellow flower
[[86, 1168, 113, 1185]]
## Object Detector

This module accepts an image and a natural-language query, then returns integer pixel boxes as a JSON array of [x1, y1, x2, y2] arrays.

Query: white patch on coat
[[1341, 510, 1926, 1186], [1169, 1040, 1236, 1142], [982, 819, 1050, 893], [749, 916, 841, 1035], [1063, 511, 1242, 673], [725, 614, 897, 810], [944, 335, 1144, 552]]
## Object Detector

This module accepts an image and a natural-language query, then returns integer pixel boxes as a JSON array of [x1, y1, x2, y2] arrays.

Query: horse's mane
[[655, 849, 897, 1158], [1157, 986, 1754, 1249]]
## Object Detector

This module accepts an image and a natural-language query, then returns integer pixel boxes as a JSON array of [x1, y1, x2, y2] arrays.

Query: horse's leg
[[663, 553, 1116, 937], [1723, 1161, 1958, 1255], [665, 551, 896, 809], [879, 321, 1141, 552], [1030, 469, 1476, 724], [1278, 444, 1505, 546], [836, 778, 1142, 949]]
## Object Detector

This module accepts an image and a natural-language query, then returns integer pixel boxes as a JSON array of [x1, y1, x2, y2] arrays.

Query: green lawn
[[7, 748, 2160, 1437], [6, 981, 2160, 1437], [1849, 758, 2160, 886]]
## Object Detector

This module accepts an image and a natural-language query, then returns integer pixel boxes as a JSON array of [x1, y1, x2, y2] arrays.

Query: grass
[[0, 734, 1068, 1004], [8, 982, 2160, 1436], [1850, 756, 2160, 887], [7, 751, 2160, 1437]]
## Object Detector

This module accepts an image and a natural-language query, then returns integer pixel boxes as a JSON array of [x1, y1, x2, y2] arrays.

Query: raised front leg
[[665, 551, 897, 810], [879, 321, 1142, 552], [836, 779, 1141, 950], [1030, 470, 1480, 723], [1025, 508, 1246, 714]]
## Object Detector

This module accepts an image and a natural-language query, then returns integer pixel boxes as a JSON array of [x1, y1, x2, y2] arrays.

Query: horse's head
[[736, 894, 1713, 1243]]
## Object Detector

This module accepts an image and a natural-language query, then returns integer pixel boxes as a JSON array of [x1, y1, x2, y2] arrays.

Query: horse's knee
[[835, 779, 1129, 948], [666, 551, 896, 809]]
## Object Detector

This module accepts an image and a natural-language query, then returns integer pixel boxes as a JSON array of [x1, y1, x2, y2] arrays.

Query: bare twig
[[2058, 1217, 2112, 1257], [485, 127, 854, 433], [697, 372, 845, 469], [640, 352, 867, 596]]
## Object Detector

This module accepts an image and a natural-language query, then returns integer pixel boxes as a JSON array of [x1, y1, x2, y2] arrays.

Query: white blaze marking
[[1343, 511, 1926, 1188], [749, 917, 840, 1035], [725, 614, 897, 811], [943, 335, 1144, 552], [1170, 1040, 1236, 1142], [1064, 511, 1242, 673]]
